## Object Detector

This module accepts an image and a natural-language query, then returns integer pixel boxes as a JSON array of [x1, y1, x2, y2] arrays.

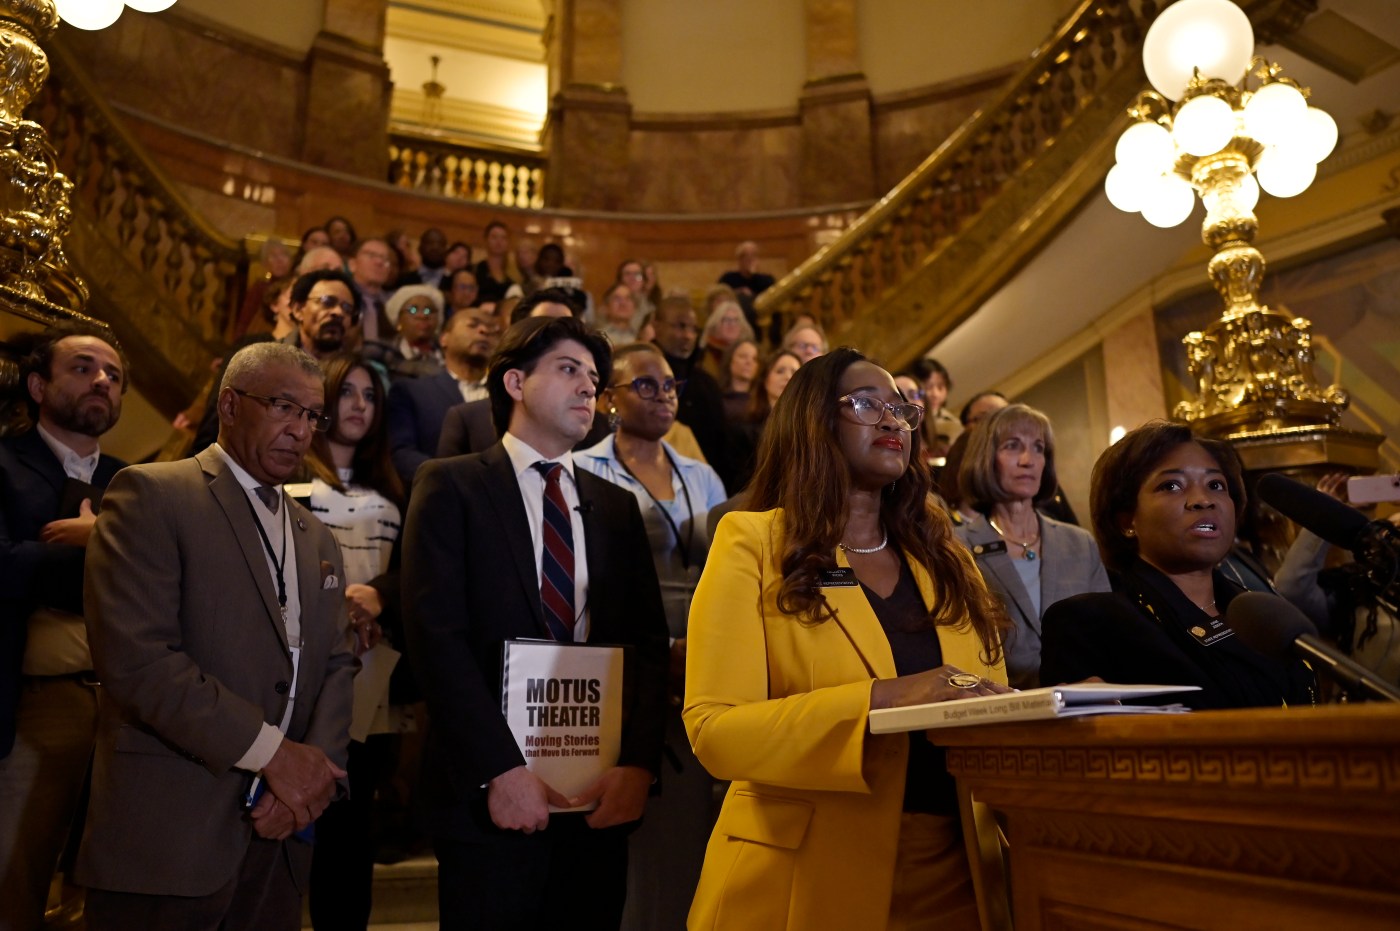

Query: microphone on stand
[[1227, 592, 1400, 703]]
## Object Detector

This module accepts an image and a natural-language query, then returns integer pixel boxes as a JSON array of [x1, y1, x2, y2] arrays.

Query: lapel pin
[[297, 518, 306, 531]]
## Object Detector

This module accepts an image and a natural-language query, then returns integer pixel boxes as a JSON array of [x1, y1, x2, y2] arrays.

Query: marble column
[[800, 0, 874, 204], [543, 0, 632, 210], [301, 0, 391, 179]]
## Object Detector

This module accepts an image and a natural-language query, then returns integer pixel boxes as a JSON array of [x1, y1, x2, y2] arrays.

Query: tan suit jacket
[[77, 447, 354, 896], [683, 508, 1005, 930]]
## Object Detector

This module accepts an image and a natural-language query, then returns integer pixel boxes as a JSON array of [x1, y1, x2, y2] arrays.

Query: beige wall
[[620, 0, 807, 114]]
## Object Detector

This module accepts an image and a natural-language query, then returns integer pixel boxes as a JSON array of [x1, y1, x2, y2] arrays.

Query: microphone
[[1227, 592, 1400, 703], [1256, 473, 1400, 615], [1256, 473, 1369, 550], [574, 502, 594, 515]]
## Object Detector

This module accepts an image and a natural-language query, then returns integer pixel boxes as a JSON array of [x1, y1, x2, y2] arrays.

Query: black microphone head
[[1226, 591, 1318, 659], [1256, 473, 1369, 551]]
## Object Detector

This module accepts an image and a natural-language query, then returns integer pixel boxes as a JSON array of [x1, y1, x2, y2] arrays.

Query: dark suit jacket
[[401, 442, 669, 841], [387, 369, 464, 490], [0, 429, 124, 757], [435, 399, 611, 459], [77, 448, 355, 896]]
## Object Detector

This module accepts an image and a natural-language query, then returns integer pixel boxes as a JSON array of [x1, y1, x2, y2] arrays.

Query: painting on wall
[[1154, 236, 1400, 474]]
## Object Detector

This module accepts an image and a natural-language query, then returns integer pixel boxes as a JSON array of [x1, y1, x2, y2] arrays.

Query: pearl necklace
[[839, 530, 889, 555], [989, 516, 1040, 561]]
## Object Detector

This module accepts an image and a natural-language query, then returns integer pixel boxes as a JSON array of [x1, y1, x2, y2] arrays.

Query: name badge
[[819, 568, 859, 588], [1187, 617, 1235, 647], [971, 541, 1007, 556]]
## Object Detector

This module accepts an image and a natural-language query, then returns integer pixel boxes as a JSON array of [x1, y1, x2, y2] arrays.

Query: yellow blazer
[[683, 508, 1006, 930]]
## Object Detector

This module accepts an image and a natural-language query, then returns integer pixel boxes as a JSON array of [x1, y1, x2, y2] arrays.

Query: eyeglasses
[[838, 394, 924, 431], [311, 293, 358, 320], [614, 376, 685, 400], [402, 304, 438, 317], [233, 389, 332, 432]]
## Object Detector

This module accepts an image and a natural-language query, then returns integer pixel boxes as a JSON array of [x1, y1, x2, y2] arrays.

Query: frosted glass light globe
[[1172, 94, 1236, 157], [55, 0, 124, 29], [1142, 0, 1254, 101], [1237, 173, 1260, 211], [1141, 173, 1196, 228], [126, 0, 178, 10], [1244, 82, 1308, 146], [1293, 107, 1339, 163], [1255, 148, 1316, 197], [1105, 163, 1156, 213], [1115, 121, 1175, 175]]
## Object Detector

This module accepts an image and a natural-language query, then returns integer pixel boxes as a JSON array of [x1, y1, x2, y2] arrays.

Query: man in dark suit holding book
[[402, 315, 669, 929], [0, 322, 128, 931]]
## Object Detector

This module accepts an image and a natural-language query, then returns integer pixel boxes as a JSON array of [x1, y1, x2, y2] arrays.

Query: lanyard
[[616, 444, 695, 569], [244, 492, 290, 618]]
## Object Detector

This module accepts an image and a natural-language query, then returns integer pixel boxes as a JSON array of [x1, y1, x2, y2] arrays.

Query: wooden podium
[[938, 704, 1400, 930]]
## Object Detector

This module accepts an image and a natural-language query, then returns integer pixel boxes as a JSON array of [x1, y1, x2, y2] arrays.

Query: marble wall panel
[[871, 82, 1000, 192], [626, 122, 803, 214], [59, 17, 306, 160]]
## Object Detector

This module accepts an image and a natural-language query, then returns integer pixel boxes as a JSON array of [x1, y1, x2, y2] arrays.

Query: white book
[[500, 639, 625, 811], [868, 683, 1201, 734]]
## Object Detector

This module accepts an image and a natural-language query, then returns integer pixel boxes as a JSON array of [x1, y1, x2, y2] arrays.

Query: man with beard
[[285, 269, 361, 360], [650, 295, 734, 491], [386, 300, 504, 488], [0, 323, 128, 931], [396, 226, 449, 291]]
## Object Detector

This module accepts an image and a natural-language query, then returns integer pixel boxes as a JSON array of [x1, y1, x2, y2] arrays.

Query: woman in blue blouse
[[577, 342, 728, 931]]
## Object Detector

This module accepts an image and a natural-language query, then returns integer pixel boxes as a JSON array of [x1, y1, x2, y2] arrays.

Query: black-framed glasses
[[614, 376, 685, 400], [233, 389, 332, 432], [838, 394, 924, 431], [310, 292, 358, 321]]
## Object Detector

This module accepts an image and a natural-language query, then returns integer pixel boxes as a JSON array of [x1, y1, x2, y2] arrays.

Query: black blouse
[[1041, 559, 1316, 710], [860, 560, 957, 815]]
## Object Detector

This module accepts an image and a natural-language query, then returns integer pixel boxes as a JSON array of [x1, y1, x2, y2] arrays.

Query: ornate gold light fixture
[[0, 0, 85, 313], [1105, 0, 1347, 436]]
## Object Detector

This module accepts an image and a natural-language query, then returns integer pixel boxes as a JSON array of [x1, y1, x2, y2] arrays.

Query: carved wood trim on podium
[[939, 705, 1400, 930]]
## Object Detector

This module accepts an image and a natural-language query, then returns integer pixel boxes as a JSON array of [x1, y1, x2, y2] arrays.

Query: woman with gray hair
[[953, 403, 1109, 688]]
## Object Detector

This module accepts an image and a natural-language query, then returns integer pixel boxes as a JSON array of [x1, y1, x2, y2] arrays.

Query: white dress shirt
[[500, 431, 591, 641]]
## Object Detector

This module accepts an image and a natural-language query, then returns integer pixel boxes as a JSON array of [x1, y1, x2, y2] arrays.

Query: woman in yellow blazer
[[684, 349, 1009, 930]]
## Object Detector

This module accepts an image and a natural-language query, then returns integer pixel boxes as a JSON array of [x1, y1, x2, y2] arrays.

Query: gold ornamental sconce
[[1103, 0, 1347, 438]]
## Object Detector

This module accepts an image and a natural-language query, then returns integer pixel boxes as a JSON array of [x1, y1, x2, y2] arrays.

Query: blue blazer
[[386, 369, 463, 490]]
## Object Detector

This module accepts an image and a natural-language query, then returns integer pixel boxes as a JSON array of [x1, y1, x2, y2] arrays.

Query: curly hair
[[746, 348, 1006, 664]]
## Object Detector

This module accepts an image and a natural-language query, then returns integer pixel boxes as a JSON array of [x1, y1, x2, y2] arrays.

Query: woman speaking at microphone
[[684, 348, 1009, 930], [1040, 420, 1315, 708]]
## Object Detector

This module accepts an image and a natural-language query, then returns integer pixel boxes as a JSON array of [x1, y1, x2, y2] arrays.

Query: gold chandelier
[[1105, 0, 1347, 436]]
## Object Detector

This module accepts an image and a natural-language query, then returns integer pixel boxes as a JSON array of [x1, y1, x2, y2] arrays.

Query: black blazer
[[401, 442, 669, 840], [386, 369, 464, 490], [1041, 560, 1316, 710], [0, 429, 124, 756]]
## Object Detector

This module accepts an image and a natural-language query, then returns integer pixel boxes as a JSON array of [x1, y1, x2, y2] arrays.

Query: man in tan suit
[[78, 342, 354, 930]]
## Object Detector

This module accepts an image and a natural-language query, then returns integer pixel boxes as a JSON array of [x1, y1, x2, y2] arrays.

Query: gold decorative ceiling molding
[[387, 0, 545, 63]]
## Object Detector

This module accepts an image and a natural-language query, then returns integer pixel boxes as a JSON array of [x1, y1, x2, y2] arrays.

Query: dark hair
[[484, 220, 509, 238], [748, 350, 802, 423], [325, 215, 357, 244], [307, 354, 404, 507], [299, 226, 326, 248], [912, 357, 952, 394], [936, 429, 972, 510], [509, 286, 583, 324], [958, 390, 1007, 427], [538, 243, 564, 263], [719, 338, 759, 393], [488, 316, 613, 436], [746, 348, 1006, 662], [446, 240, 472, 261], [290, 268, 363, 318], [616, 258, 643, 281], [602, 281, 631, 305], [959, 403, 1059, 511], [1090, 420, 1247, 573], [19, 322, 129, 422], [441, 267, 479, 305], [261, 275, 296, 325]]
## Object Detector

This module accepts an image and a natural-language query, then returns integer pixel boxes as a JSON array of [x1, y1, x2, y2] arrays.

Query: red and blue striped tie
[[533, 461, 576, 641]]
